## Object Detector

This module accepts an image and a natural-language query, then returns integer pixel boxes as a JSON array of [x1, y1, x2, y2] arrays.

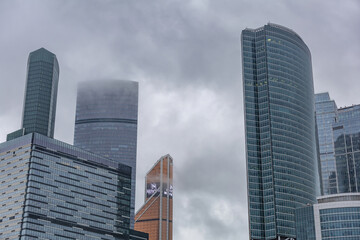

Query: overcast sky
[[0, 0, 359, 239]]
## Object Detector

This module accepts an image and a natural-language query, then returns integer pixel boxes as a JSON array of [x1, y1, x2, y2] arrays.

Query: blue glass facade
[[315, 93, 360, 194], [7, 48, 59, 141], [242, 23, 318, 240], [333, 105, 360, 193], [320, 207, 360, 239], [296, 193, 360, 240], [315, 93, 338, 195], [74, 80, 138, 228], [295, 205, 316, 240], [0, 133, 148, 240]]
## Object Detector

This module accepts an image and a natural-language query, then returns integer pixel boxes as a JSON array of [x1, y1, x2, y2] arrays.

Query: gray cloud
[[0, 0, 359, 239]]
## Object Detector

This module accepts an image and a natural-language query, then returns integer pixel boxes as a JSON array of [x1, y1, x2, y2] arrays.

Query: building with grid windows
[[0, 133, 148, 240], [7, 48, 59, 141], [315, 92, 360, 195], [242, 23, 318, 240], [295, 193, 360, 240], [74, 80, 138, 228], [315, 93, 338, 195], [135, 155, 173, 240], [1, 49, 147, 240]]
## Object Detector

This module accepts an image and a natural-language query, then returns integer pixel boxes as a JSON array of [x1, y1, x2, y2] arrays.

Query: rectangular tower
[[135, 155, 173, 240], [333, 105, 360, 193], [242, 23, 318, 240], [74, 80, 139, 228], [315, 93, 338, 195], [315, 92, 360, 194], [7, 48, 59, 141]]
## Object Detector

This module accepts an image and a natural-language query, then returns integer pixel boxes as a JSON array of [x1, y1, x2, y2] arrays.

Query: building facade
[[295, 205, 316, 240], [74, 80, 138, 227], [7, 48, 59, 141], [315, 93, 360, 195], [315, 93, 338, 195], [333, 105, 360, 193], [295, 193, 360, 240], [0, 133, 147, 240], [135, 155, 173, 240], [242, 23, 318, 240]]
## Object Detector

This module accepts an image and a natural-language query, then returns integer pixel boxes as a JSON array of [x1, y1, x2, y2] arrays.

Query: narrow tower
[[7, 48, 59, 140], [242, 23, 318, 239], [135, 155, 173, 240]]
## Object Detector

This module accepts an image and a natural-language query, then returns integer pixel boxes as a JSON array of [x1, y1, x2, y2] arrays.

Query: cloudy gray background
[[0, 0, 359, 238]]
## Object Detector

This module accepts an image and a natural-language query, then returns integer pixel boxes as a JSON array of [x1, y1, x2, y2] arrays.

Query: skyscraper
[[0, 133, 148, 240], [333, 105, 360, 193], [135, 155, 173, 240], [7, 48, 59, 141], [74, 80, 138, 227], [315, 93, 338, 195], [242, 23, 318, 240], [1, 50, 147, 240], [315, 92, 360, 194]]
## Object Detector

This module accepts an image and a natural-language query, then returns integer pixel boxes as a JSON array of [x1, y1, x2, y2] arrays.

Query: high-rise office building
[[0, 133, 148, 240], [242, 23, 318, 240], [135, 155, 173, 240], [74, 80, 138, 228], [315, 92, 360, 195], [315, 93, 338, 195], [7, 48, 59, 141], [1, 49, 148, 240], [295, 193, 360, 240]]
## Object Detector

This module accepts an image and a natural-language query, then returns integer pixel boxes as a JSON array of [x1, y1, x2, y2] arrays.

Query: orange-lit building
[[135, 155, 173, 240]]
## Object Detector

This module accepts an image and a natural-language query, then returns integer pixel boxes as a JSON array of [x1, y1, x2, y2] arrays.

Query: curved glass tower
[[242, 23, 318, 240], [74, 80, 138, 228]]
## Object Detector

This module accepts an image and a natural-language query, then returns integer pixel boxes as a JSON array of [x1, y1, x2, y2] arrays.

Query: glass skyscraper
[[7, 48, 59, 141], [315, 93, 360, 195], [333, 105, 360, 193], [74, 80, 138, 228], [1, 49, 148, 239], [315, 93, 338, 195], [242, 23, 318, 240], [0, 133, 148, 240]]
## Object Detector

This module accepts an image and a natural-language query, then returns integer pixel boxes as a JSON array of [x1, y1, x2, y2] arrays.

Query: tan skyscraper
[[135, 155, 173, 240]]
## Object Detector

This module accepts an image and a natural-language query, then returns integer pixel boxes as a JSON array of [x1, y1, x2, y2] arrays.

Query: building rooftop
[[317, 193, 360, 204]]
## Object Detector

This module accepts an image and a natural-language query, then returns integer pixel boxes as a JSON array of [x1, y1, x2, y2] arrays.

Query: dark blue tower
[[74, 80, 138, 228], [242, 23, 318, 239], [7, 48, 59, 140]]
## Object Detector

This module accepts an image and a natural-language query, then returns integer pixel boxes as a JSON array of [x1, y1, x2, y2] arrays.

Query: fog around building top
[[0, 0, 359, 239]]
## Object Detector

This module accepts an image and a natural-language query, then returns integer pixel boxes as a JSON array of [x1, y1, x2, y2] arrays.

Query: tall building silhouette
[[135, 155, 173, 240], [74, 80, 139, 228], [242, 23, 318, 240], [7, 48, 59, 141], [1, 50, 147, 239], [316, 92, 360, 194]]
